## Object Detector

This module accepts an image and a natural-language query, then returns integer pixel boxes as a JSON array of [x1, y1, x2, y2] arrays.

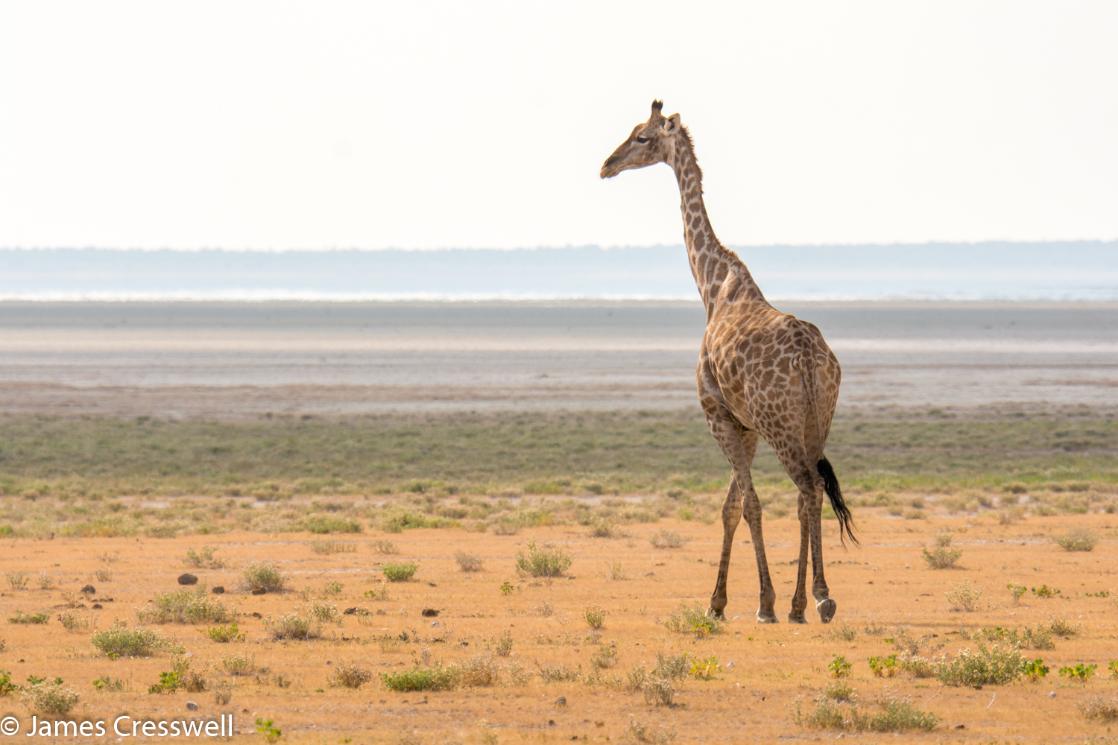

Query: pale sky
[[1, 1, 1115, 250]]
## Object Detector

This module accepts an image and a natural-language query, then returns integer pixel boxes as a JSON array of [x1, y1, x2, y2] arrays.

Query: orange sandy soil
[[3, 509, 1118, 744]]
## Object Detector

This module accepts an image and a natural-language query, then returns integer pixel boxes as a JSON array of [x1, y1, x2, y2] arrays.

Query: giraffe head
[[600, 100, 684, 179]]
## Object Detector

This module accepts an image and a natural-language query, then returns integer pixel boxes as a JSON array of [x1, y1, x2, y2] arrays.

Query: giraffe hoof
[[787, 612, 807, 624], [816, 598, 837, 624], [707, 608, 726, 621], [756, 611, 778, 624]]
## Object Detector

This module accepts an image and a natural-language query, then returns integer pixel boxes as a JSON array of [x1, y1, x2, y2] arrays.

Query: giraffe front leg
[[740, 474, 777, 623], [708, 481, 741, 620]]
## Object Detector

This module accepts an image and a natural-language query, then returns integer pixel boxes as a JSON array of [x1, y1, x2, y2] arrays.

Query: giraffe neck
[[670, 135, 764, 316]]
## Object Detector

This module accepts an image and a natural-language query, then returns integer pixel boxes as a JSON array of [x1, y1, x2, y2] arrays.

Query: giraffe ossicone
[[602, 100, 857, 624]]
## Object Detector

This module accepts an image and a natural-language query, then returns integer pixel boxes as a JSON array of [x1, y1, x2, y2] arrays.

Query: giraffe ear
[[663, 113, 681, 133]]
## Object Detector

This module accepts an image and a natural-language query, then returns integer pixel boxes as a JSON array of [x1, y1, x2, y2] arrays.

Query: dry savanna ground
[[4, 507, 1118, 744]]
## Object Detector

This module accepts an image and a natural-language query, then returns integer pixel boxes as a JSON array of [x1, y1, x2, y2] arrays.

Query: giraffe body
[[601, 101, 855, 624]]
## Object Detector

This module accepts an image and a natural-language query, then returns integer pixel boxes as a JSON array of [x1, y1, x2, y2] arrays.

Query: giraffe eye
[[635, 136, 650, 144]]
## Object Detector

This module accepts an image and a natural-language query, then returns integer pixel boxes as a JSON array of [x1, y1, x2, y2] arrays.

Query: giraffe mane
[[676, 124, 702, 182]]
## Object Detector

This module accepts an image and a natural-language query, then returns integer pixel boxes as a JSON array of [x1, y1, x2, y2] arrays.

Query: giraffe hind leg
[[773, 440, 833, 623], [701, 403, 766, 621]]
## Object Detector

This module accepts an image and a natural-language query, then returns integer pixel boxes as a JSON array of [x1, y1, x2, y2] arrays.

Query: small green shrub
[[828, 656, 853, 679], [6, 572, 29, 590], [304, 515, 362, 534], [206, 623, 243, 643], [267, 613, 320, 641], [184, 546, 224, 568], [823, 681, 855, 702], [138, 590, 231, 624], [689, 656, 720, 680], [653, 653, 690, 681], [310, 603, 340, 624], [664, 606, 720, 638], [92, 625, 164, 658], [148, 658, 206, 694], [455, 551, 483, 572], [493, 630, 513, 657], [58, 611, 92, 632], [92, 675, 124, 691], [457, 654, 501, 687], [382, 563, 418, 582], [922, 534, 962, 569], [1082, 697, 1118, 722], [0, 670, 18, 696], [22, 679, 79, 717], [642, 675, 674, 706], [1031, 584, 1060, 598], [966, 624, 1054, 650], [591, 643, 618, 671], [330, 663, 373, 689], [381, 511, 455, 533], [649, 530, 686, 549], [9, 611, 48, 625], [515, 542, 571, 578], [898, 654, 937, 678], [589, 519, 616, 538], [1007, 583, 1027, 604], [243, 563, 285, 594], [936, 645, 1024, 687], [380, 666, 458, 691], [1059, 663, 1097, 682], [1022, 658, 1049, 681], [1047, 618, 1078, 638], [584, 607, 605, 630], [868, 655, 898, 678], [255, 718, 282, 744], [222, 655, 256, 676], [1055, 529, 1097, 552], [797, 694, 937, 733], [538, 664, 581, 683], [946, 582, 982, 612]]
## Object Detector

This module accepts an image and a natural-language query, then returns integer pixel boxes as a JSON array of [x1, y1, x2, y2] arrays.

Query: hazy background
[[2, 244, 1115, 301], [1, 1, 1116, 253]]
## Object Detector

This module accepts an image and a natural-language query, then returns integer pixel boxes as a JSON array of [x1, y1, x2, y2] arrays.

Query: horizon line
[[0, 239, 1116, 253]]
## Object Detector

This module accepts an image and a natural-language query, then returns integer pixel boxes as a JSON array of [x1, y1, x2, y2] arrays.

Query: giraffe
[[600, 100, 856, 624]]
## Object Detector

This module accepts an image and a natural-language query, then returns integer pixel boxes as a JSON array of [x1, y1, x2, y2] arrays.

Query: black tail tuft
[[817, 457, 858, 546]]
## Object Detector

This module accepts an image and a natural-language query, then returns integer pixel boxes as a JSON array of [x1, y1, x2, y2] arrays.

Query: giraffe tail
[[817, 456, 858, 546], [797, 337, 858, 546]]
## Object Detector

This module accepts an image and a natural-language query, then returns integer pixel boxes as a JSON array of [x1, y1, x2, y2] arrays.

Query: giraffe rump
[[817, 457, 857, 546]]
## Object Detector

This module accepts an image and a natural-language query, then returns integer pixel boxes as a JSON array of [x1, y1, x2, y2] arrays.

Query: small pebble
[[555, 696, 567, 707], [178, 573, 199, 586], [80, 584, 96, 595], [185, 701, 199, 711], [211, 586, 225, 594]]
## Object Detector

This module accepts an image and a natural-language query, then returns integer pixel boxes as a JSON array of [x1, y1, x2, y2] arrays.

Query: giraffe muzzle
[[600, 156, 621, 179]]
